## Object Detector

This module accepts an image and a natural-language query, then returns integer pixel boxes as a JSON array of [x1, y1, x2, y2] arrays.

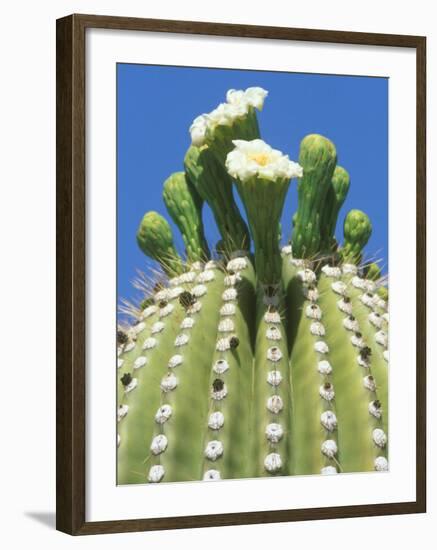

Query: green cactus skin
[[320, 166, 351, 254], [252, 288, 292, 476], [162, 172, 210, 263], [234, 175, 291, 285], [291, 134, 338, 258], [185, 146, 251, 252], [201, 259, 257, 480], [136, 211, 183, 276], [119, 111, 389, 483], [341, 209, 372, 264]]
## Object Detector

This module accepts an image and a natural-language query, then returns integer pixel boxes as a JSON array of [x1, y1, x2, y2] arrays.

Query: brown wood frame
[[56, 13, 427, 535]]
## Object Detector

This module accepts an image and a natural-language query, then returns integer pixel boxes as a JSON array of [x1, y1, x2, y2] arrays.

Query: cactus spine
[[119, 86, 389, 483]]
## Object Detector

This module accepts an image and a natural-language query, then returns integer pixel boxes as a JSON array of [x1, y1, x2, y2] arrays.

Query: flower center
[[249, 152, 270, 166]]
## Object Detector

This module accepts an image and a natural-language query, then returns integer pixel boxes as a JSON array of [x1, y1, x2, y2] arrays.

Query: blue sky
[[117, 64, 388, 314]]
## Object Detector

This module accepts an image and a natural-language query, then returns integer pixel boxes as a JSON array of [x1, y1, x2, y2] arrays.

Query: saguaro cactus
[[118, 86, 389, 484]]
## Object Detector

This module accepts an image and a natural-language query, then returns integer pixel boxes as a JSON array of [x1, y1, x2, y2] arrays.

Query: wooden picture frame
[[56, 13, 426, 535]]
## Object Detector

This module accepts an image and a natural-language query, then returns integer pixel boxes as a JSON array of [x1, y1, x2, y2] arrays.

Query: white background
[[0, 0, 434, 547]]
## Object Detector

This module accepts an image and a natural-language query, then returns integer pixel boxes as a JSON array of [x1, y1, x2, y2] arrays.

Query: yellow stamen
[[249, 153, 270, 166]]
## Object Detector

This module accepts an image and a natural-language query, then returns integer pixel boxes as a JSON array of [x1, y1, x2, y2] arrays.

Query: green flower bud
[[341, 209, 372, 264], [291, 134, 337, 258], [320, 165, 350, 253], [136, 211, 183, 275], [163, 172, 210, 263]]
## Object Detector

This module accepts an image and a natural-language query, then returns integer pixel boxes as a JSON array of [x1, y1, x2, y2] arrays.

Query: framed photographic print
[[56, 14, 426, 535]]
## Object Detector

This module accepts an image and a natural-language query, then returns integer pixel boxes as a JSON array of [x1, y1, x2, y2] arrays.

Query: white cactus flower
[[123, 341, 135, 354], [159, 303, 174, 318], [204, 440, 224, 461], [160, 373, 178, 392], [265, 423, 284, 443], [363, 375, 377, 392], [190, 114, 208, 147], [179, 271, 197, 284], [351, 276, 367, 290], [203, 469, 221, 481], [180, 316, 195, 330], [331, 280, 347, 295], [168, 354, 183, 368], [216, 337, 231, 352], [192, 284, 207, 298], [124, 378, 138, 394], [196, 270, 215, 283], [318, 360, 333, 375], [151, 321, 165, 334], [117, 358, 124, 369], [168, 286, 185, 300], [267, 370, 283, 387], [220, 303, 236, 316], [373, 428, 388, 448], [337, 298, 352, 315], [306, 304, 322, 320], [267, 346, 283, 362], [264, 309, 281, 324], [266, 326, 282, 341], [264, 452, 282, 473], [222, 288, 238, 301], [383, 349, 389, 362], [148, 464, 165, 483], [343, 316, 359, 332], [369, 311, 383, 328], [321, 439, 338, 458], [321, 411, 337, 431], [174, 333, 190, 347], [133, 356, 148, 370], [155, 404, 172, 424], [226, 86, 268, 110], [208, 411, 225, 430], [374, 456, 389, 471], [117, 404, 129, 422], [150, 434, 168, 455], [281, 244, 292, 255], [321, 466, 338, 475], [226, 139, 302, 183], [213, 359, 229, 375], [368, 400, 382, 419], [319, 383, 335, 401], [321, 265, 342, 278], [142, 304, 158, 319], [211, 383, 228, 401], [267, 395, 284, 414], [375, 330, 388, 347], [142, 337, 157, 351], [298, 269, 317, 284], [310, 321, 326, 336], [342, 263, 358, 275], [218, 318, 235, 333], [314, 340, 329, 354], [226, 257, 248, 272]]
